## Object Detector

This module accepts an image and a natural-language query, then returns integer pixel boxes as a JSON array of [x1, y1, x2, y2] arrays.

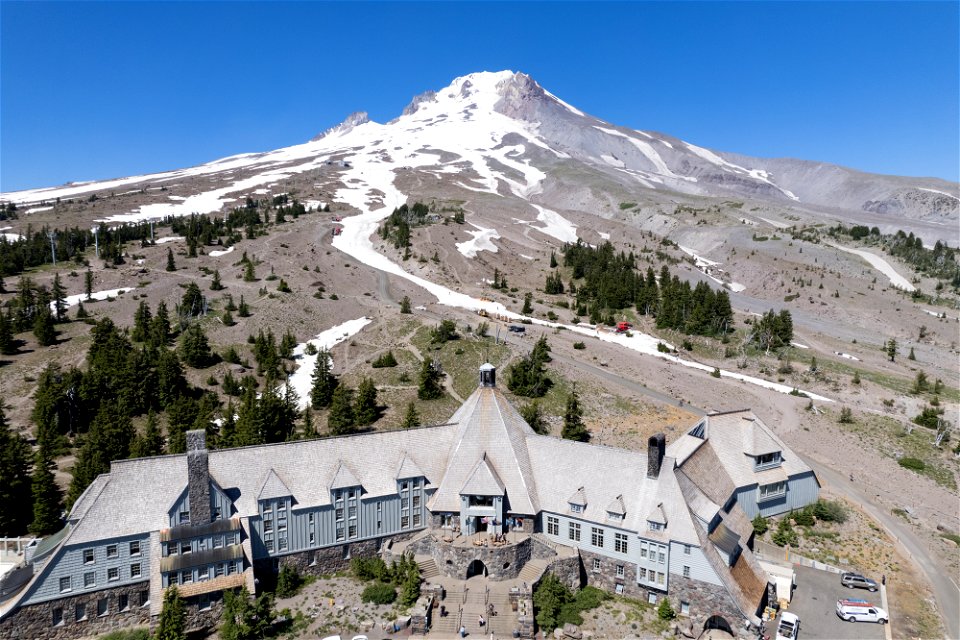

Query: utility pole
[[92, 227, 100, 259], [47, 231, 57, 265], [150, 220, 155, 243]]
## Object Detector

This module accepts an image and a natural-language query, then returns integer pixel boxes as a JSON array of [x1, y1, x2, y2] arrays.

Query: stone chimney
[[186, 430, 211, 524], [479, 363, 496, 388], [647, 433, 666, 479]]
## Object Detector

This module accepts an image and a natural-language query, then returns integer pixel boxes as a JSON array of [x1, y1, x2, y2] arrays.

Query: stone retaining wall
[[661, 574, 748, 637], [430, 537, 533, 581]]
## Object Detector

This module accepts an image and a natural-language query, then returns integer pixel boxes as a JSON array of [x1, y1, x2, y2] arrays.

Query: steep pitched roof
[[460, 455, 506, 495], [646, 503, 667, 525], [428, 387, 539, 513], [396, 453, 426, 480], [330, 461, 362, 490], [606, 495, 626, 516], [257, 469, 293, 501], [567, 487, 587, 507]]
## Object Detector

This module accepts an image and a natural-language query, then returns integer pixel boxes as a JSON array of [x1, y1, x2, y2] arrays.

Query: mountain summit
[[3, 70, 957, 227]]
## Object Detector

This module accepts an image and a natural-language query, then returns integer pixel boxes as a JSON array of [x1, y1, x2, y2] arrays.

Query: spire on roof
[[479, 362, 496, 388]]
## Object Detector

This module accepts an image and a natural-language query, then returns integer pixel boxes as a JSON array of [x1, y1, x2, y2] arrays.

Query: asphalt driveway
[[779, 565, 885, 640]]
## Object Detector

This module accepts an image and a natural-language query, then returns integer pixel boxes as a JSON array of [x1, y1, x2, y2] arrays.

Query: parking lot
[[779, 566, 886, 640]]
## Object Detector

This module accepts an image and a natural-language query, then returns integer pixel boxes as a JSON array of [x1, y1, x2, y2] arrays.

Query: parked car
[[775, 611, 800, 640], [841, 572, 879, 591], [836, 600, 888, 624]]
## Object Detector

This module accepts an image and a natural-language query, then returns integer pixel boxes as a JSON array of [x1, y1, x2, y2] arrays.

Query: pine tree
[[243, 261, 256, 282], [400, 402, 421, 429], [301, 408, 316, 439], [51, 273, 67, 322], [886, 338, 897, 362], [0, 405, 33, 535], [310, 349, 338, 409], [165, 247, 177, 272], [327, 386, 356, 435], [131, 300, 152, 342], [354, 378, 379, 426], [562, 389, 589, 442], [29, 451, 63, 536], [549, 251, 558, 268], [149, 301, 172, 348], [179, 323, 213, 368], [67, 402, 134, 508], [218, 402, 238, 447], [238, 295, 251, 317], [130, 411, 164, 458], [156, 586, 186, 640], [166, 397, 199, 454], [84, 269, 94, 301], [522, 292, 533, 314], [33, 308, 57, 346], [400, 296, 412, 314], [417, 358, 444, 400], [519, 401, 547, 434], [75, 301, 88, 319], [156, 349, 187, 409], [0, 311, 16, 355]]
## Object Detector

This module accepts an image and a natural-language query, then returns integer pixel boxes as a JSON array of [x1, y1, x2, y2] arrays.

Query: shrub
[[352, 556, 388, 582], [711, 368, 721, 378], [771, 518, 798, 547], [839, 407, 853, 424], [898, 457, 926, 471], [657, 597, 676, 620], [573, 341, 586, 350], [792, 509, 815, 526], [657, 342, 671, 353], [752, 514, 769, 535], [361, 582, 397, 605], [275, 565, 303, 598], [812, 499, 848, 523], [371, 351, 398, 368]]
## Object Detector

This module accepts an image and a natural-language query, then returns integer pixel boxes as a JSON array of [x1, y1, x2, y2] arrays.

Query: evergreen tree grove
[[417, 359, 444, 400], [0, 404, 33, 535], [30, 451, 63, 536]]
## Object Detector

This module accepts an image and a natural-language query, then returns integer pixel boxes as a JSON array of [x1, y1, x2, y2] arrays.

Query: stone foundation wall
[[665, 574, 749, 636], [0, 581, 151, 640], [579, 548, 641, 597], [537, 554, 582, 592], [431, 537, 533, 581]]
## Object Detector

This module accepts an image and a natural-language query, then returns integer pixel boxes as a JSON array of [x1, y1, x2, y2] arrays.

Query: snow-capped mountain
[[3, 70, 957, 228]]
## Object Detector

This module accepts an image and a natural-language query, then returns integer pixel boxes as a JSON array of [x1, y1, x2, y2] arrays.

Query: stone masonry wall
[[663, 574, 749, 637], [579, 548, 639, 597], [272, 533, 418, 579], [431, 537, 533, 581], [0, 581, 151, 640]]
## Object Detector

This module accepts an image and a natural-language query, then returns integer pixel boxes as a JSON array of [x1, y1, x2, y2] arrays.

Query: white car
[[775, 611, 800, 640], [836, 600, 888, 624]]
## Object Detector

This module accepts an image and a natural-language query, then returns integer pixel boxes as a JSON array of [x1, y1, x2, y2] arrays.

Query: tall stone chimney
[[186, 430, 211, 524], [647, 433, 666, 479]]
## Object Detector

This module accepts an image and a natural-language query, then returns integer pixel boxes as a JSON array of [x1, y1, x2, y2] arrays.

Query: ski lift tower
[[47, 231, 57, 266], [91, 226, 100, 259]]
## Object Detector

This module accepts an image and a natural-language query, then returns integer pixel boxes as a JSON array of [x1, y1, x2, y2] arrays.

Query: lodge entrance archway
[[466, 559, 488, 578]]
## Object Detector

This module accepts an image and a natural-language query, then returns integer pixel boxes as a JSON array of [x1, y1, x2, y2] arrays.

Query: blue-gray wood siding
[[735, 471, 820, 518], [23, 534, 150, 605], [167, 484, 233, 527], [668, 541, 721, 586]]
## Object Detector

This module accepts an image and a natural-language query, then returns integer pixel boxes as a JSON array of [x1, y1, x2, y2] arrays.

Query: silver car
[[841, 572, 879, 591]]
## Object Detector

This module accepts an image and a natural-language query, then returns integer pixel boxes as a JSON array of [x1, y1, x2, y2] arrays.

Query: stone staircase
[[517, 557, 551, 583], [417, 556, 440, 580]]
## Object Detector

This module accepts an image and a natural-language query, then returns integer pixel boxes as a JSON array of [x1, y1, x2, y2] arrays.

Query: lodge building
[[0, 364, 819, 639]]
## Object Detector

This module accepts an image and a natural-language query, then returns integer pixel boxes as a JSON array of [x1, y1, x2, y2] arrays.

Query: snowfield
[[829, 243, 916, 291], [286, 317, 372, 409], [529, 204, 578, 243], [456, 224, 500, 258], [208, 246, 235, 257], [51, 288, 130, 312], [678, 246, 747, 293]]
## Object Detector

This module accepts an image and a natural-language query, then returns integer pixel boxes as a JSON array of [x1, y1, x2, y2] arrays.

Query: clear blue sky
[[2, 1, 958, 191]]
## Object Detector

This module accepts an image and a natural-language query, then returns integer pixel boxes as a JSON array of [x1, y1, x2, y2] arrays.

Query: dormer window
[[570, 504, 583, 514], [754, 452, 782, 471], [648, 521, 664, 532], [607, 511, 624, 522]]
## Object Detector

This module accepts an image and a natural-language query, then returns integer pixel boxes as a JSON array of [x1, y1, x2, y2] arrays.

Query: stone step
[[416, 556, 440, 580], [517, 557, 549, 582]]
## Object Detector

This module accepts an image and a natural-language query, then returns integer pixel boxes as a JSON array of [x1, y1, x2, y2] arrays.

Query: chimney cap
[[186, 430, 207, 452]]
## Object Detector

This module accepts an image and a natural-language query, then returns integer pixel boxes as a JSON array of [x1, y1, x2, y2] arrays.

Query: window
[[83, 571, 95, 588], [97, 598, 108, 617], [680, 601, 690, 615], [657, 572, 665, 585], [278, 516, 287, 531], [118, 594, 129, 612], [108, 567, 119, 582], [648, 592, 658, 604], [226, 532, 237, 546], [412, 495, 421, 509], [131, 563, 142, 579], [199, 594, 212, 611], [615, 533, 628, 554], [180, 541, 192, 555], [181, 570, 193, 584], [308, 512, 315, 524], [279, 538, 288, 551], [468, 495, 493, 507], [640, 547, 648, 559], [400, 481, 408, 491], [591, 527, 604, 548], [638, 567, 647, 581], [592, 558, 601, 572], [336, 525, 345, 541], [658, 551, 665, 563], [179, 510, 189, 524], [213, 536, 223, 549], [75, 603, 86, 622], [546, 516, 559, 536], [754, 451, 782, 470], [683, 565, 691, 578], [412, 514, 421, 528], [570, 504, 583, 513], [264, 519, 274, 532], [129, 540, 141, 556], [616, 564, 625, 578], [347, 506, 356, 519], [83, 548, 94, 564], [648, 521, 663, 532], [59, 576, 72, 593], [335, 508, 344, 521], [309, 533, 315, 545], [568, 522, 581, 542], [758, 481, 787, 501], [168, 573, 178, 586], [166, 542, 177, 556], [265, 539, 274, 552], [106, 544, 118, 559], [199, 566, 210, 581], [139, 590, 150, 607], [684, 544, 691, 555], [213, 507, 222, 520], [215, 564, 225, 577], [227, 562, 237, 575], [401, 516, 409, 529], [52, 607, 64, 626]]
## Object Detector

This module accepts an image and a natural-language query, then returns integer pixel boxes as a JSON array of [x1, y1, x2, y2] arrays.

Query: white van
[[836, 600, 888, 624]]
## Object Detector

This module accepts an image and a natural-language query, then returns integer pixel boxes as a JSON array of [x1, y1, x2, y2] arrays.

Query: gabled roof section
[[742, 419, 781, 456], [330, 461, 362, 490], [257, 468, 292, 501], [606, 495, 626, 516], [396, 452, 426, 480], [428, 386, 539, 513], [460, 455, 505, 496], [646, 502, 667, 525], [568, 487, 587, 507]]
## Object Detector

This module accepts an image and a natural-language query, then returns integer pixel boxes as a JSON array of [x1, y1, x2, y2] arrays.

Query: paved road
[[786, 565, 886, 640], [801, 456, 960, 640]]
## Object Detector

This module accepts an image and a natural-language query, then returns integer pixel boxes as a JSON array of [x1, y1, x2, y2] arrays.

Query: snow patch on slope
[[456, 224, 501, 258], [287, 317, 372, 409], [530, 204, 578, 243], [684, 142, 799, 201], [828, 243, 916, 291]]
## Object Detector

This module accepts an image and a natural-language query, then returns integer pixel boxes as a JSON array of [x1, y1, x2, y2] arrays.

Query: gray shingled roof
[[567, 487, 587, 507], [428, 387, 539, 514], [257, 469, 293, 501], [460, 455, 505, 495], [330, 461, 362, 490], [606, 495, 626, 516], [396, 453, 426, 480]]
